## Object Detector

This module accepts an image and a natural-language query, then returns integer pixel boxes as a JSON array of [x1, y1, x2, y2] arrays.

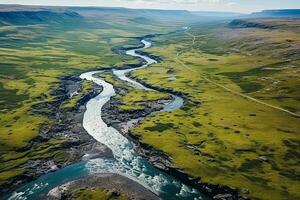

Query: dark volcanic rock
[[166, 68, 176, 74]]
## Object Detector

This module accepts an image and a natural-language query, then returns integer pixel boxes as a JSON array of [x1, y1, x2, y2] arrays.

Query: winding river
[[7, 40, 207, 200]]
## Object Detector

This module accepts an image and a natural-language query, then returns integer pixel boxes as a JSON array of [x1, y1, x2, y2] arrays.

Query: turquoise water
[[6, 162, 87, 200]]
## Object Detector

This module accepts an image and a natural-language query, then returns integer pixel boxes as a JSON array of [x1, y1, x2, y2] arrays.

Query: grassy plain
[[99, 72, 170, 111], [0, 13, 180, 188], [127, 19, 300, 199], [1, 7, 300, 200], [60, 80, 94, 109]]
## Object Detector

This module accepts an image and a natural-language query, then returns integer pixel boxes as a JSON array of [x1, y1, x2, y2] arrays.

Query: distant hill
[[66, 7, 247, 22], [229, 19, 275, 29], [0, 10, 82, 25], [0, 5, 196, 21], [3, 5, 299, 27], [67, 7, 198, 22], [248, 9, 300, 18], [229, 9, 300, 29], [191, 11, 243, 18], [228, 18, 300, 35], [0, 5, 202, 25], [0, 4, 250, 26]]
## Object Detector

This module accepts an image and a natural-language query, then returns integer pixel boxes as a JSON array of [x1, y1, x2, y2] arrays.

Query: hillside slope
[[0, 10, 82, 25]]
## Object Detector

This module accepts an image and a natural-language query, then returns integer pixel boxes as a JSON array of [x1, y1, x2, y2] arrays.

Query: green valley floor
[[0, 7, 300, 200]]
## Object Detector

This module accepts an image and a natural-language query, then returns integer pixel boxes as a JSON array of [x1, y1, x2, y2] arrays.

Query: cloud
[[0, 0, 260, 13], [116, 0, 222, 4], [227, 1, 237, 6]]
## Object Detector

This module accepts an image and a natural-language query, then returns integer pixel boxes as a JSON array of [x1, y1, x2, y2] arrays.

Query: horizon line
[[0, 3, 299, 14], [0, 3, 252, 14]]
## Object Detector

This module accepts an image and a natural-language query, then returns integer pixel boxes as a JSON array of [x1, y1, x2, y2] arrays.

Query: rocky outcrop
[[30, 75, 113, 162], [250, 9, 300, 18], [229, 19, 274, 29], [102, 89, 172, 128], [128, 74, 187, 98]]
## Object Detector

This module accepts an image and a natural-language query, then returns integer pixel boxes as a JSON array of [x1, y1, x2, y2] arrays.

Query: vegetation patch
[[130, 19, 300, 200], [0, 14, 180, 190], [98, 72, 170, 112], [72, 188, 129, 200], [144, 123, 174, 132]]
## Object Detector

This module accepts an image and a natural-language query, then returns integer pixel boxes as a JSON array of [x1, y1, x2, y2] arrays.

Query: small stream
[[7, 40, 207, 200]]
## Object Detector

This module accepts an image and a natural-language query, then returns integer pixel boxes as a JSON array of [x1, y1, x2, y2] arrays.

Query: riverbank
[[127, 22, 300, 199], [101, 79, 245, 200], [6, 37, 241, 200], [76, 42, 209, 200], [100, 39, 246, 200], [1, 75, 113, 195], [3, 39, 180, 199]]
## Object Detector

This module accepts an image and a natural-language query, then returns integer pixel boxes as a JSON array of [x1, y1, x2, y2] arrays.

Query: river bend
[[7, 40, 206, 200]]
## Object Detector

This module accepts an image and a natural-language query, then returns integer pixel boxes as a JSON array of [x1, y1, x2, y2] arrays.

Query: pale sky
[[0, 0, 300, 13]]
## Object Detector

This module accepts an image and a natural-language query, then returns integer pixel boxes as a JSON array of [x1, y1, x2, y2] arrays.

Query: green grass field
[[0, 13, 181, 189], [98, 72, 170, 111], [1, 8, 300, 200], [71, 188, 129, 200], [127, 19, 300, 199]]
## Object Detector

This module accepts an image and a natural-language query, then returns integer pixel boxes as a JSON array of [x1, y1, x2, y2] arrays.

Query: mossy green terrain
[[99, 72, 170, 111], [71, 188, 129, 200], [0, 138, 68, 183], [60, 80, 94, 109], [128, 19, 300, 199], [117, 89, 168, 111], [0, 11, 180, 189], [1, 6, 300, 200]]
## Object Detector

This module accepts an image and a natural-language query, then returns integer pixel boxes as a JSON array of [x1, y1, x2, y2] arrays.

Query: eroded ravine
[[7, 40, 206, 200]]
